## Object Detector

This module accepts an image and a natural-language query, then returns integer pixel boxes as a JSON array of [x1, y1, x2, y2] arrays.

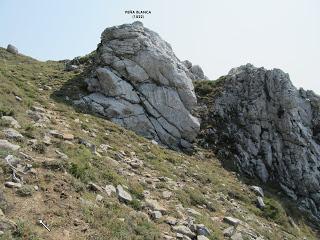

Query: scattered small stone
[[88, 182, 104, 192], [55, 149, 68, 160], [195, 224, 211, 236], [151, 210, 162, 220], [4, 154, 20, 166], [105, 184, 116, 196], [223, 216, 240, 227], [0, 140, 20, 151], [197, 235, 210, 240], [128, 157, 143, 169], [3, 128, 23, 140], [4, 181, 22, 189], [250, 186, 264, 198], [49, 130, 63, 138], [172, 225, 195, 238], [15, 96, 22, 101], [34, 186, 39, 191], [186, 208, 201, 216], [145, 198, 167, 213], [43, 135, 52, 145], [151, 140, 158, 145], [162, 190, 172, 199], [223, 226, 235, 237], [231, 232, 243, 240], [1, 116, 21, 129], [165, 216, 177, 225], [116, 185, 132, 203], [96, 194, 103, 202], [62, 133, 74, 141], [257, 196, 265, 209], [31, 106, 46, 113]]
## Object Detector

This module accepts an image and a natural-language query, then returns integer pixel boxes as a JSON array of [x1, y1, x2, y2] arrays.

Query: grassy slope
[[0, 48, 318, 239]]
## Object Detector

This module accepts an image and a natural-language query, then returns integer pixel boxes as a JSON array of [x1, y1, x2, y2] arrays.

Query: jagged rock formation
[[197, 64, 320, 223], [76, 22, 200, 149], [182, 60, 207, 80]]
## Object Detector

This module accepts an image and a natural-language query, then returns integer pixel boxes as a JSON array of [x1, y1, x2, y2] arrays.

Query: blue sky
[[1, 0, 320, 93]]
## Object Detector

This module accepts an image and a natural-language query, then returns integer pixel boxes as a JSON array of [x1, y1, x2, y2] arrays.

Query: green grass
[[0, 47, 318, 240]]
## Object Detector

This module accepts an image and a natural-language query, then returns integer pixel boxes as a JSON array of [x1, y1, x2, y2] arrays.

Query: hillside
[[0, 47, 319, 240]]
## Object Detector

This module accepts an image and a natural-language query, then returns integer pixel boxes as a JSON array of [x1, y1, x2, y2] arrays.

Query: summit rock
[[77, 22, 200, 149]]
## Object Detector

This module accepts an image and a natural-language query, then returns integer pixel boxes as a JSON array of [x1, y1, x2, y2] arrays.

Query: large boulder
[[77, 22, 200, 149], [197, 64, 320, 223], [6, 44, 18, 54]]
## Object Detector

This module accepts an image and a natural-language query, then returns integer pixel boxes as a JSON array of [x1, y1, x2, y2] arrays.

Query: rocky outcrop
[[76, 22, 200, 149], [197, 64, 320, 223], [182, 60, 207, 80], [6, 44, 18, 54]]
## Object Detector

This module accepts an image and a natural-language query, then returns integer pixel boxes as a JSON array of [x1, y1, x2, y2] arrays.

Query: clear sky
[[1, 0, 319, 93]]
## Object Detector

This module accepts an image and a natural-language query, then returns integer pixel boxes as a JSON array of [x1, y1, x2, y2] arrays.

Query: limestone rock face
[[79, 22, 200, 149], [198, 64, 320, 223]]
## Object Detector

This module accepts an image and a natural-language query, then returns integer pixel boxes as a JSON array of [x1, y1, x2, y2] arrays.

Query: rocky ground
[[0, 46, 318, 240]]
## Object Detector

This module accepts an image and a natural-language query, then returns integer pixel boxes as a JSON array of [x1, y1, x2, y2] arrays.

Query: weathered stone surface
[[6, 44, 18, 54], [2, 128, 23, 140], [223, 217, 240, 226], [198, 63, 320, 224], [0, 140, 20, 151], [172, 225, 195, 238], [190, 65, 205, 80], [250, 186, 264, 198], [116, 185, 132, 203], [257, 196, 265, 209], [1, 116, 21, 129], [78, 22, 200, 149]]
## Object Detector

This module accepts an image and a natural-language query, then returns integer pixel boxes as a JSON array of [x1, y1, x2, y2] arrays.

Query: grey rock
[[116, 185, 132, 203], [151, 210, 162, 220], [182, 60, 192, 69], [0, 140, 20, 151], [195, 224, 211, 236], [4, 155, 20, 166], [88, 182, 103, 192], [165, 216, 177, 225], [250, 186, 264, 198], [96, 194, 103, 202], [190, 65, 205, 80], [3, 128, 23, 140], [223, 216, 240, 226], [186, 208, 201, 216], [4, 182, 22, 189], [231, 232, 243, 240], [0, 217, 16, 232], [80, 22, 200, 149], [198, 63, 320, 224], [223, 226, 235, 237], [197, 236, 210, 240], [6, 44, 18, 54], [172, 225, 195, 238], [105, 184, 116, 196], [257, 196, 265, 209], [162, 190, 172, 199], [1, 116, 21, 129], [145, 198, 166, 213]]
